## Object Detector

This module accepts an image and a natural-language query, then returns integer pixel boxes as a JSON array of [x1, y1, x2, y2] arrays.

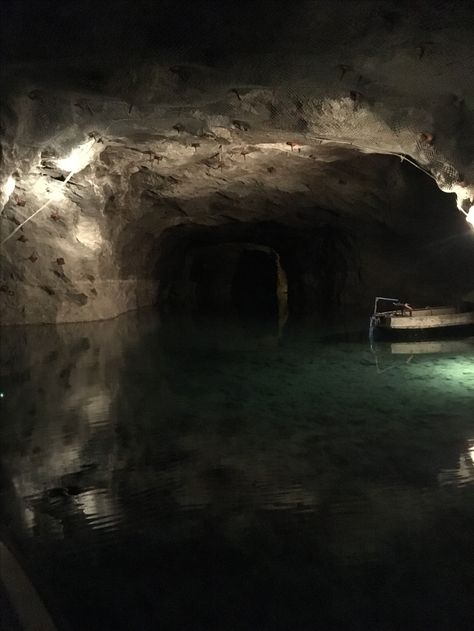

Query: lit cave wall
[[1, 0, 474, 325]]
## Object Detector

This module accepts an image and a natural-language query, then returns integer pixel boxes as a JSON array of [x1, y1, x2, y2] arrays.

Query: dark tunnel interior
[[153, 220, 353, 323], [231, 248, 279, 321]]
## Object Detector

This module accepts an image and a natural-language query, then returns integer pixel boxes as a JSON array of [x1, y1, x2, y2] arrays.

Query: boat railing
[[369, 297, 401, 345], [372, 296, 401, 317]]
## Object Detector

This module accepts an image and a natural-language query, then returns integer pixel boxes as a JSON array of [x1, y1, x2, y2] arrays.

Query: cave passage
[[152, 220, 355, 326], [190, 244, 282, 320], [231, 248, 279, 321], [3, 2, 474, 630], [188, 243, 285, 322]]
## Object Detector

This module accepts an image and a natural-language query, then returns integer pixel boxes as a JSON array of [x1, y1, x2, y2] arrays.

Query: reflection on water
[[1, 311, 474, 630]]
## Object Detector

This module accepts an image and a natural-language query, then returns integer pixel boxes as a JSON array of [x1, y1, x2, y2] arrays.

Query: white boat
[[369, 297, 474, 339]]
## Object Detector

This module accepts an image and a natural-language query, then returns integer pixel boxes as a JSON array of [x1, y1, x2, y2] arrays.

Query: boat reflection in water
[[371, 336, 474, 373], [390, 337, 474, 355]]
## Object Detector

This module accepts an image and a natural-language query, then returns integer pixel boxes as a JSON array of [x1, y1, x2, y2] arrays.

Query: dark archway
[[185, 242, 287, 323], [231, 248, 278, 321], [153, 220, 352, 322]]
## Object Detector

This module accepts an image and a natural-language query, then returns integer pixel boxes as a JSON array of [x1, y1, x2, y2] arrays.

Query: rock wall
[[1, 0, 474, 324]]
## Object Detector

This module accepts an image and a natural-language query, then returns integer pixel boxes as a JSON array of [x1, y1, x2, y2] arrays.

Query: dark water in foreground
[[1, 311, 474, 630]]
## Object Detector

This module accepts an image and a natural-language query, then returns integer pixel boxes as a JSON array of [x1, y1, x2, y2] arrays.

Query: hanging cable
[[1, 139, 97, 248], [305, 133, 439, 182], [0, 171, 75, 247]]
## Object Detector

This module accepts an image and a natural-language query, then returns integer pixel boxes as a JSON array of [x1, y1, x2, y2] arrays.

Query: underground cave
[[1, 1, 474, 630]]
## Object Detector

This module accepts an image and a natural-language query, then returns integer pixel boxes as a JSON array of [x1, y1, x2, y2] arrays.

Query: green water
[[1, 311, 474, 630]]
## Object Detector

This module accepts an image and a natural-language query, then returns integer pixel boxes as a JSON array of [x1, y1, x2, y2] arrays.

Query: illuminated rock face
[[1, 0, 474, 324]]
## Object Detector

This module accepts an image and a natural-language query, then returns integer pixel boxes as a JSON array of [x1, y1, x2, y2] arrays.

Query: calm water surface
[[1, 311, 474, 630]]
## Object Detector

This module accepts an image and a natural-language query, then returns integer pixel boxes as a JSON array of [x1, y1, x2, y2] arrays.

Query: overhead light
[[466, 205, 474, 229], [3, 175, 16, 198], [55, 138, 95, 174]]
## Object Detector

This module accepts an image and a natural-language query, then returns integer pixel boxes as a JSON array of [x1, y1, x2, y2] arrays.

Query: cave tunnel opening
[[231, 247, 281, 322], [112, 154, 474, 334], [152, 220, 350, 325], [188, 243, 284, 322]]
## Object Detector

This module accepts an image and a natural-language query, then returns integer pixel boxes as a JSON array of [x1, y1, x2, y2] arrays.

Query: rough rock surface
[[1, 0, 474, 323]]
